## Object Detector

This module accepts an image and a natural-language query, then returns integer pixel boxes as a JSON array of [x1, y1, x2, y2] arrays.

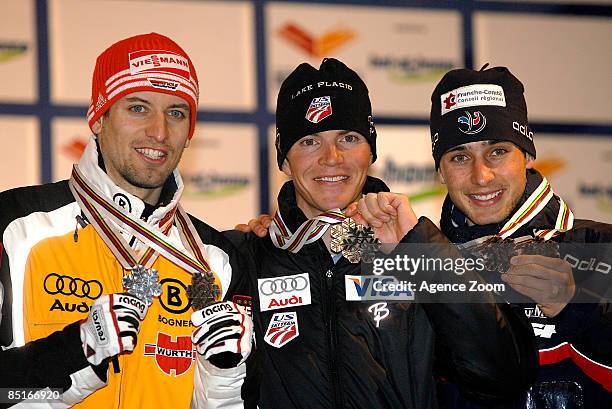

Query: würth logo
[[278, 23, 355, 58], [144, 332, 195, 377]]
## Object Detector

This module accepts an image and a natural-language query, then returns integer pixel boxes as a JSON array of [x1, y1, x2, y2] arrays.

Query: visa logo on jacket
[[345, 275, 414, 301]]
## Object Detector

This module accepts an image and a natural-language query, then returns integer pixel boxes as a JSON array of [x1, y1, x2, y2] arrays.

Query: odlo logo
[[144, 332, 196, 377]]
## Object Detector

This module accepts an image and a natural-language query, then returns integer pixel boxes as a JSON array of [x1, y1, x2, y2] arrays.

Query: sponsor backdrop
[[0, 116, 39, 191], [48, 0, 255, 110], [534, 135, 612, 223], [266, 3, 462, 116], [369, 126, 445, 225], [0, 1, 37, 103], [1, 0, 611, 229]]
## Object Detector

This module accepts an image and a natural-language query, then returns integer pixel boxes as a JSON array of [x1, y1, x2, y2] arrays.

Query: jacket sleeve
[[189, 224, 258, 409], [402, 217, 539, 404], [542, 222, 612, 389], [0, 322, 107, 409], [1, 197, 106, 407], [552, 221, 612, 363], [223, 230, 261, 409]]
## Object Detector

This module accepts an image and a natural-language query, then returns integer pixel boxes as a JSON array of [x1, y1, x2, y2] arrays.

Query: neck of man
[[105, 167, 164, 207], [132, 186, 163, 207], [96, 139, 165, 206], [321, 230, 333, 254], [297, 203, 353, 255]]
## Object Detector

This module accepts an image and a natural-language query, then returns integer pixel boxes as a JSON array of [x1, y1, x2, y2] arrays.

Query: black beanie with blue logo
[[430, 66, 536, 169]]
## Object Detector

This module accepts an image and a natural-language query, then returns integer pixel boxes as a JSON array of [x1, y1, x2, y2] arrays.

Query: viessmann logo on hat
[[129, 50, 190, 79], [440, 84, 506, 115]]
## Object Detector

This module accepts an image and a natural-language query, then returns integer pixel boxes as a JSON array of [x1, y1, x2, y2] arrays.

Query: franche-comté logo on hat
[[129, 50, 190, 79], [441, 84, 506, 115]]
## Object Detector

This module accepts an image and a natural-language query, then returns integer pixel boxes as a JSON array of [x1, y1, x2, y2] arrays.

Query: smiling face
[[282, 129, 372, 219], [92, 91, 191, 205], [438, 140, 534, 225]]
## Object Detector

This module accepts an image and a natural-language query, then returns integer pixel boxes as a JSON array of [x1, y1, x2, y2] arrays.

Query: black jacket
[[228, 177, 538, 409], [438, 169, 612, 409]]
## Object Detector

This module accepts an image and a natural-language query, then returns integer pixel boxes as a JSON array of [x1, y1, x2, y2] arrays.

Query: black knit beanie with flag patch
[[275, 58, 377, 169]]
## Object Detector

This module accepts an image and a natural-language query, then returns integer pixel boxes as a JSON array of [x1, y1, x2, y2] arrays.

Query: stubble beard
[[120, 164, 170, 190]]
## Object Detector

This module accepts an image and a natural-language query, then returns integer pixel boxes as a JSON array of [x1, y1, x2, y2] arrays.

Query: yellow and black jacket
[[0, 139, 250, 408]]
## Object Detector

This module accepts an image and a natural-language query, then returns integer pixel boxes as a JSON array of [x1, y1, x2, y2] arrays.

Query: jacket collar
[[440, 168, 563, 243], [78, 136, 183, 228]]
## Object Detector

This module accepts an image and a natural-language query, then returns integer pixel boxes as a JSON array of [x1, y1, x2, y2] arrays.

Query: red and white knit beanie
[[87, 32, 199, 138]]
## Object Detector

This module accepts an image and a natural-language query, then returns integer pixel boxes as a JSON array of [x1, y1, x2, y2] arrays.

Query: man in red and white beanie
[[87, 32, 199, 139], [0, 33, 255, 409]]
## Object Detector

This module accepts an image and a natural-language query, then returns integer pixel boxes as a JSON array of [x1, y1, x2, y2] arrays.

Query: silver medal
[[330, 218, 380, 263], [122, 265, 163, 306]]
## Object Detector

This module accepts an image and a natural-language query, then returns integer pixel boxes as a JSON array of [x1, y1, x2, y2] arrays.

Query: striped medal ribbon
[[269, 209, 346, 253], [497, 176, 574, 240], [69, 165, 220, 300]]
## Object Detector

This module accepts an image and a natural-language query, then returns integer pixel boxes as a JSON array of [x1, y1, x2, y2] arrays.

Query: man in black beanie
[[231, 59, 539, 408], [429, 66, 612, 408]]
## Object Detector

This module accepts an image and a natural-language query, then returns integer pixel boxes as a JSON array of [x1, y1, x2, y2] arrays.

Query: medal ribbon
[[269, 209, 346, 253], [497, 177, 573, 239], [534, 195, 574, 240], [69, 165, 215, 279]]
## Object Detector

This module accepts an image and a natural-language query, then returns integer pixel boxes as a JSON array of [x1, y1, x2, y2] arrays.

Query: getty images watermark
[[345, 241, 611, 304]]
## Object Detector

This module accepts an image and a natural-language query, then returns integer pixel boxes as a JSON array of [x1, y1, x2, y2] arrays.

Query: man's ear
[[525, 155, 535, 169], [437, 168, 446, 185], [92, 116, 103, 135], [281, 159, 292, 177]]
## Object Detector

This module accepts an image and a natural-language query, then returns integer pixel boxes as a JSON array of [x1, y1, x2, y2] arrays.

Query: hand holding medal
[[189, 274, 253, 369], [187, 272, 220, 311], [330, 217, 380, 263], [88, 265, 162, 373], [345, 192, 418, 251]]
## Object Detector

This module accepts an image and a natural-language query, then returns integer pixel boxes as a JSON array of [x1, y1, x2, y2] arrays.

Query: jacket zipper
[[324, 268, 341, 408]]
